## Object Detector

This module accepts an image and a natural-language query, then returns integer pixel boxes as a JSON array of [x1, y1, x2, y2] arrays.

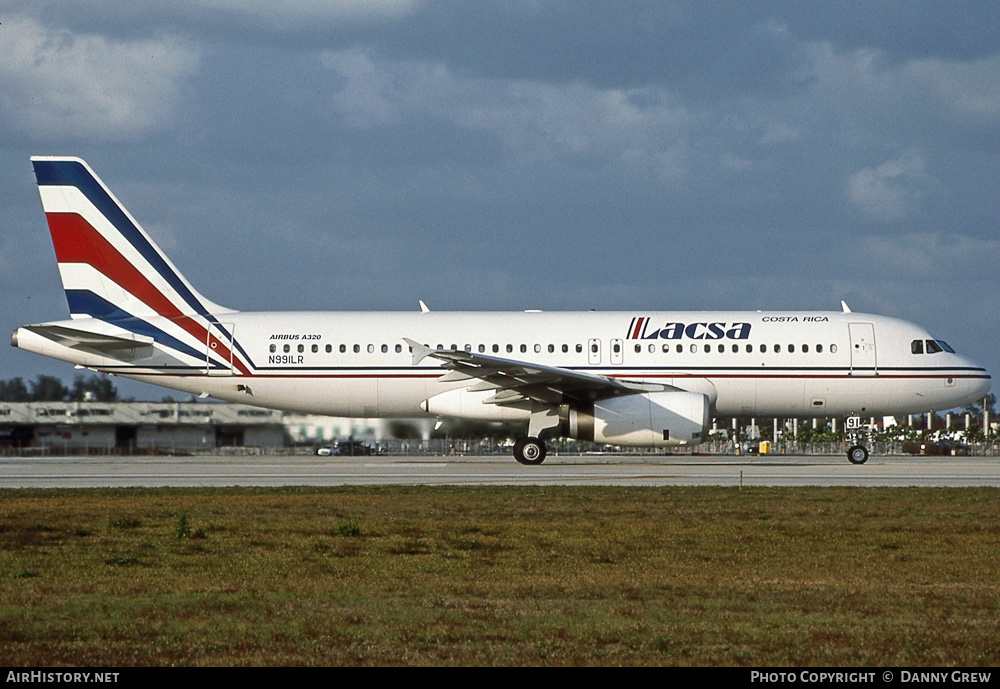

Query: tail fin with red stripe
[[31, 156, 230, 322], [24, 157, 246, 376]]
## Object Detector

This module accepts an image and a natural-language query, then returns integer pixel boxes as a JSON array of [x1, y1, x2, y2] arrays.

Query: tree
[[0, 378, 30, 402], [29, 375, 69, 402], [963, 393, 996, 418], [69, 374, 118, 402]]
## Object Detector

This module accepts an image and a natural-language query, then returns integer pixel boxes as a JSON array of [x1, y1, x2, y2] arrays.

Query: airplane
[[12, 156, 992, 465]]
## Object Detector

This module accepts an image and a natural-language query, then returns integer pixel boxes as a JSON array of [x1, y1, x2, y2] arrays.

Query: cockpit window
[[911, 339, 924, 354], [925, 340, 943, 354], [936, 340, 954, 353]]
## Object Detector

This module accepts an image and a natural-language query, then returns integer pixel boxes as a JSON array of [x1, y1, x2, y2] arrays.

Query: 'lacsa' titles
[[627, 317, 751, 341]]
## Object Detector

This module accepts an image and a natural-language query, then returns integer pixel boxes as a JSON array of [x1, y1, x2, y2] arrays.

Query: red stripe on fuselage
[[45, 212, 249, 375]]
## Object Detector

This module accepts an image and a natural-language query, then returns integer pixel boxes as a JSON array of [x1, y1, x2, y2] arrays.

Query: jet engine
[[566, 391, 709, 447]]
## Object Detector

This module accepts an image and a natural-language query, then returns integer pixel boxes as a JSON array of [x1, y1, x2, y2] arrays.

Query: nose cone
[[958, 353, 991, 403], [971, 370, 992, 399]]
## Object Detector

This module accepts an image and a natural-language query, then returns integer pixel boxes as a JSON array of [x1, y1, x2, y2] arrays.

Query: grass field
[[1, 486, 998, 666]]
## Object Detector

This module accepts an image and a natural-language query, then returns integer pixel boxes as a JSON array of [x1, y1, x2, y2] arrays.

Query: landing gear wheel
[[847, 445, 869, 465], [513, 436, 547, 465]]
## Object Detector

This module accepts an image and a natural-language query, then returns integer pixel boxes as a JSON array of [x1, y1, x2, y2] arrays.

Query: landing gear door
[[848, 322, 877, 377], [206, 321, 235, 376]]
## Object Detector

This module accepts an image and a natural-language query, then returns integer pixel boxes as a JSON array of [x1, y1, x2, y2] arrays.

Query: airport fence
[[2, 439, 998, 458]]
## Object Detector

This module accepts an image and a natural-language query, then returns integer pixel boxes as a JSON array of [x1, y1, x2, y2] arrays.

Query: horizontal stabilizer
[[23, 324, 154, 351]]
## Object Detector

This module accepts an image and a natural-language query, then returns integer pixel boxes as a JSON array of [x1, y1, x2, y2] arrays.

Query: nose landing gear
[[845, 415, 869, 464]]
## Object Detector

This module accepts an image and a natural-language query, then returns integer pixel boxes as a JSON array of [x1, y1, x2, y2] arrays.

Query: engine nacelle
[[420, 387, 531, 423], [567, 391, 709, 448]]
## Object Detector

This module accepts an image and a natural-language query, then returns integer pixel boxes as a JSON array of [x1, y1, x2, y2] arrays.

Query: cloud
[[200, 0, 420, 26], [801, 41, 1000, 130], [320, 48, 696, 165], [903, 54, 1000, 119], [847, 152, 927, 221], [0, 15, 199, 140], [859, 232, 1000, 278]]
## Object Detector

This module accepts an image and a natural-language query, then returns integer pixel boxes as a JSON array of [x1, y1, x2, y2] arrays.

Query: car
[[316, 445, 335, 456], [333, 440, 374, 456], [902, 439, 972, 456]]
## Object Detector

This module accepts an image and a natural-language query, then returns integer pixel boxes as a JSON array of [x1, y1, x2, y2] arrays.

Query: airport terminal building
[[0, 401, 286, 454]]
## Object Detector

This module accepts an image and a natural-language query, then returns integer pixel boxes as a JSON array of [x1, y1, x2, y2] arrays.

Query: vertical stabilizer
[[29, 156, 247, 375], [31, 156, 232, 322]]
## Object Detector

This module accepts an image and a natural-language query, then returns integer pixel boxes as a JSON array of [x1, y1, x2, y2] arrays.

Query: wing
[[404, 338, 672, 407]]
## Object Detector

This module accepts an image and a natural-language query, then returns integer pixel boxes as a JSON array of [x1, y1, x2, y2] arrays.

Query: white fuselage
[[21, 309, 988, 423]]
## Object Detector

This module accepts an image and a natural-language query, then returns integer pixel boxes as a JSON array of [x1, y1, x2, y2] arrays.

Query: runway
[[2, 453, 1000, 488]]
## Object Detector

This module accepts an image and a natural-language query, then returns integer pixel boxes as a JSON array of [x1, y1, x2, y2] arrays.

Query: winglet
[[418, 300, 430, 313], [404, 338, 433, 365], [841, 301, 852, 313]]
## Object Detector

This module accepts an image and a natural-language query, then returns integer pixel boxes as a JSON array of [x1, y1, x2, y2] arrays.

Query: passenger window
[[548, 344, 554, 353], [312, 344, 319, 353], [562, 344, 568, 353], [534, 344, 541, 353], [746, 344, 752, 354], [479, 344, 485, 353], [650, 344, 656, 354], [269, 344, 276, 353], [339, 344, 346, 353], [802, 344, 808, 353], [816, 344, 823, 353], [283, 344, 290, 353], [576, 344, 583, 353], [911, 340, 924, 354], [591, 343, 598, 353], [326, 344, 332, 353], [760, 344, 766, 354], [520, 344, 527, 353], [493, 344, 500, 353], [367, 344, 374, 354], [381, 344, 388, 353], [830, 344, 837, 354], [704, 344, 711, 353], [718, 344, 725, 353], [773, 344, 781, 353], [663, 344, 670, 353], [690, 344, 697, 353], [506, 344, 513, 353], [676, 344, 683, 353], [298, 344, 304, 353], [788, 344, 795, 353], [395, 344, 402, 353], [353, 344, 360, 353]]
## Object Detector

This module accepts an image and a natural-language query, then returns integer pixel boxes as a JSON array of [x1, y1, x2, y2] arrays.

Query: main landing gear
[[513, 436, 547, 465]]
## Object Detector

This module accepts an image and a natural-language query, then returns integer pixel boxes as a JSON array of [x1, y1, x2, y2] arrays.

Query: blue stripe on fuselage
[[65, 289, 208, 364]]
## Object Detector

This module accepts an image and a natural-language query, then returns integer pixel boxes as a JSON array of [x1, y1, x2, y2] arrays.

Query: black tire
[[513, 436, 547, 465], [847, 445, 869, 465]]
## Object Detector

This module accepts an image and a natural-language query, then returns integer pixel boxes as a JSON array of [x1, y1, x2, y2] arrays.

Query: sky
[[1, 0, 998, 402]]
